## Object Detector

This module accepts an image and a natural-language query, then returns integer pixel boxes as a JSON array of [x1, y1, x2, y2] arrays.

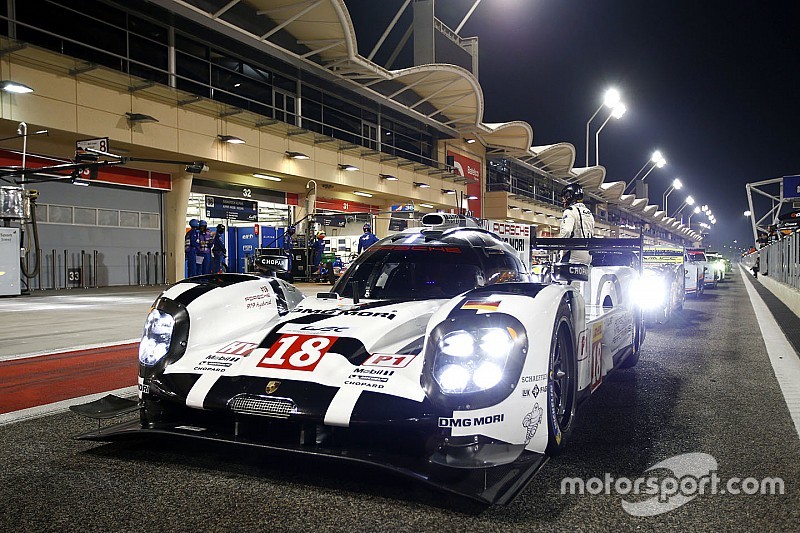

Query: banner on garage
[[783, 175, 800, 199], [205, 195, 258, 221], [447, 150, 482, 217], [481, 219, 533, 270]]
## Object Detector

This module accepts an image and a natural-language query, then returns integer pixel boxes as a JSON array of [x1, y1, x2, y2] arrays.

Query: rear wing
[[643, 246, 685, 265], [531, 237, 644, 274]]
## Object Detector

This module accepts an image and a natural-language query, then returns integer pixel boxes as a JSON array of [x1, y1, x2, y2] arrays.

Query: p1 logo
[[257, 334, 335, 371]]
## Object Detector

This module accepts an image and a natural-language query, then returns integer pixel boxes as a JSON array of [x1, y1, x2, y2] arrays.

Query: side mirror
[[552, 262, 590, 283]]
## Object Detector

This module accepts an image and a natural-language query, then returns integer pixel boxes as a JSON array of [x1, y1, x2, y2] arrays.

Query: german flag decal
[[461, 300, 501, 311]]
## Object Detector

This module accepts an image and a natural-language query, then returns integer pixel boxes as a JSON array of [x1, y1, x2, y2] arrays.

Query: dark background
[[343, 0, 800, 253]]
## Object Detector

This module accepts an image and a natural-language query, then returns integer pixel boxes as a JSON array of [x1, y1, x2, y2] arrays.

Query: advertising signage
[[783, 175, 800, 200], [205, 195, 258, 221]]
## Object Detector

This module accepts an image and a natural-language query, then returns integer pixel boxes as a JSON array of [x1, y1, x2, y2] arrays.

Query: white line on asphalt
[[0, 339, 140, 362], [0, 386, 138, 427], [741, 265, 800, 439]]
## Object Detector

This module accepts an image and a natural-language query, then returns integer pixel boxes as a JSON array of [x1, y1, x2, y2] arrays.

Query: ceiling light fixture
[[125, 112, 159, 123], [286, 151, 309, 160], [442, 189, 456, 195], [353, 191, 372, 197], [0, 81, 33, 94], [339, 164, 359, 171], [218, 134, 245, 144], [414, 182, 430, 188], [465, 138, 476, 144], [419, 203, 434, 208], [253, 173, 282, 182], [379, 173, 399, 181], [466, 195, 479, 200]]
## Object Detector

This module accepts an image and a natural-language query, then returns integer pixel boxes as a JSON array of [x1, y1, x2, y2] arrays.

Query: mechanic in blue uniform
[[311, 232, 326, 276], [558, 183, 594, 264], [211, 223, 227, 274], [358, 222, 379, 254], [197, 220, 212, 274], [283, 225, 296, 269], [185, 219, 200, 277]]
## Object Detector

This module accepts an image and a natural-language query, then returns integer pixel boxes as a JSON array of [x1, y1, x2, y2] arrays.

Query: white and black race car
[[74, 214, 645, 505]]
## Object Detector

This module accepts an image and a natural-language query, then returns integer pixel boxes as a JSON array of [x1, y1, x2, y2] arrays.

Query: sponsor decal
[[194, 353, 242, 373], [362, 353, 416, 368], [347, 368, 395, 385], [265, 380, 281, 394], [216, 341, 258, 356], [460, 300, 501, 311], [522, 383, 546, 398], [577, 330, 589, 362], [438, 413, 505, 428], [590, 322, 604, 392], [522, 402, 544, 444], [380, 245, 461, 253], [299, 325, 350, 333], [521, 374, 547, 383], [138, 383, 150, 394], [290, 308, 396, 320], [244, 286, 273, 310], [257, 334, 335, 371]]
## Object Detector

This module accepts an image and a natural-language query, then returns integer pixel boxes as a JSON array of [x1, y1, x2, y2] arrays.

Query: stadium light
[[586, 88, 622, 166]]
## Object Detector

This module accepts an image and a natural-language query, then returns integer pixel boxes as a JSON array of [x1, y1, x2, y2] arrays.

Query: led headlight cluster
[[423, 314, 527, 410], [138, 309, 175, 366], [634, 274, 667, 310]]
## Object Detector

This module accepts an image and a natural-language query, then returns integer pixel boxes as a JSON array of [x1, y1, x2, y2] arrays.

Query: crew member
[[185, 219, 200, 277], [558, 183, 594, 264], [283, 225, 296, 267], [197, 220, 212, 274], [211, 224, 227, 274], [311, 232, 326, 276], [358, 222, 379, 253]]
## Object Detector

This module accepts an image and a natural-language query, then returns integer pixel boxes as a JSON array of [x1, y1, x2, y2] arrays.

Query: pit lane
[[1, 271, 798, 530]]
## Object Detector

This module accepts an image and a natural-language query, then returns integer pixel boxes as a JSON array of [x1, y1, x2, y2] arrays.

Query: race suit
[[358, 232, 379, 253], [559, 202, 594, 264], [185, 228, 200, 277]]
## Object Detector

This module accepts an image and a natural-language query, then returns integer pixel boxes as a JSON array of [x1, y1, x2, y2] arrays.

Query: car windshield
[[686, 251, 707, 262], [332, 243, 524, 300]]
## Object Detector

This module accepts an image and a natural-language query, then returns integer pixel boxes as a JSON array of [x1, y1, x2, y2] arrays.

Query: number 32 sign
[[257, 335, 335, 371]]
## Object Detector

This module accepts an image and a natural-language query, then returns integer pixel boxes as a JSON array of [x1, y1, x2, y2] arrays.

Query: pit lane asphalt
[[1, 271, 798, 531]]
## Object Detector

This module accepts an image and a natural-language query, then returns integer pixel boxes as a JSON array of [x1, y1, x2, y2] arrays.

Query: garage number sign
[[205, 195, 258, 221]]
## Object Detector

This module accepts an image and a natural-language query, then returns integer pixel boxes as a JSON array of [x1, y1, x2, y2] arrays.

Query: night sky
[[343, 0, 800, 254]]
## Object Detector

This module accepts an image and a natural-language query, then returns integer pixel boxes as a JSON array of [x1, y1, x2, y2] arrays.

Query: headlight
[[423, 314, 527, 410], [634, 275, 667, 310], [139, 309, 175, 366]]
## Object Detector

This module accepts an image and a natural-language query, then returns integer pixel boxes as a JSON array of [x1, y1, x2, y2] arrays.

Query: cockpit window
[[686, 251, 707, 262], [333, 243, 526, 300]]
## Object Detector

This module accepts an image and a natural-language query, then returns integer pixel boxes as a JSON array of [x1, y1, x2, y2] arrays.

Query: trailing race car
[[705, 252, 727, 281], [684, 249, 707, 297], [687, 248, 717, 288], [639, 247, 686, 324], [73, 214, 645, 505]]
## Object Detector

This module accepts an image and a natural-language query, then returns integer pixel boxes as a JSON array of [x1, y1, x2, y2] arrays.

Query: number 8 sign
[[257, 335, 335, 371]]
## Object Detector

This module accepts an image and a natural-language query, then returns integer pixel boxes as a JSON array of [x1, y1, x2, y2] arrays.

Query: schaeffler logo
[[561, 453, 785, 516]]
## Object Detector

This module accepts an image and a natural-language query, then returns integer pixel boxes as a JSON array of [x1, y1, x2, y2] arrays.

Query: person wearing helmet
[[558, 183, 594, 264], [185, 219, 201, 277], [282, 225, 296, 278], [197, 220, 212, 274], [211, 224, 227, 274], [358, 222, 379, 253]]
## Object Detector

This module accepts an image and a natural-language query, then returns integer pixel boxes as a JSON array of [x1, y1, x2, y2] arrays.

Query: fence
[[746, 233, 800, 290]]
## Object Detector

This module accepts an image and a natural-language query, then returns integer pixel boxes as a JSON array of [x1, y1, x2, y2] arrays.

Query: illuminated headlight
[[139, 309, 175, 366], [430, 320, 523, 401], [634, 275, 667, 310]]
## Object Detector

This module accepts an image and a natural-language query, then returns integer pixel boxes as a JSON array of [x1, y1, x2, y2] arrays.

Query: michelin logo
[[438, 414, 504, 427]]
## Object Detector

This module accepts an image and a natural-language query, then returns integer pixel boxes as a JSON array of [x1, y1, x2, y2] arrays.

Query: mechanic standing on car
[[211, 224, 227, 274], [358, 222, 379, 253], [185, 219, 200, 277], [559, 183, 594, 264]]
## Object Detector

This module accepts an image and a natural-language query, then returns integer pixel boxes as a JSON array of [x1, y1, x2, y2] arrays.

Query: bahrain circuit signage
[[448, 150, 482, 216], [481, 219, 533, 270]]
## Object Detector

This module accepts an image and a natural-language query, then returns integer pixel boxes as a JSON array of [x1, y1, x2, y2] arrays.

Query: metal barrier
[[756, 233, 800, 290]]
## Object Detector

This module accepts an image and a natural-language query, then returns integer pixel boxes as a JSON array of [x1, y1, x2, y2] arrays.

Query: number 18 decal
[[257, 335, 335, 371]]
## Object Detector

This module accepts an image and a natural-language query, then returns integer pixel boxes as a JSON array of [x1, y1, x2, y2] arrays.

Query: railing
[[752, 233, 800, 290]]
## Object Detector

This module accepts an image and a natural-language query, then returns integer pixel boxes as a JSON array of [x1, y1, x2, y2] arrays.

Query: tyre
[[620, 309, 643, 368], [546, 300, 577, 454]]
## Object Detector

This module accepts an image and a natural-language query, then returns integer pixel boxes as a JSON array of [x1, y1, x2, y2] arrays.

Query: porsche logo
[[265, 380, 281, 394]]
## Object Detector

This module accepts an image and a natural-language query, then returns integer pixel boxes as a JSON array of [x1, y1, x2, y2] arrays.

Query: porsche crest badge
[[265, 380, 281, 394]]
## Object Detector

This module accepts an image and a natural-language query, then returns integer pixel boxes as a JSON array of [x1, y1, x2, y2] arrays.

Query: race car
[[684, 249, 708, 297], [73, 214, 645, 505], [639, 247, 686, 324], [705, 251, 727, 281], [687, 248, 716, 288]]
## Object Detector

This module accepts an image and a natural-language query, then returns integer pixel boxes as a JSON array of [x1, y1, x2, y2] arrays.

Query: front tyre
[[546, 300, 577, 454]]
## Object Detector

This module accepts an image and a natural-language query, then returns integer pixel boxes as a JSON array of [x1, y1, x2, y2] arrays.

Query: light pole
[[625, 150, 666, 193], [585, 88, 621, 166], [455, 0, 483, 33], [595, 103, 626, 165], [671, 195, 695, 218], [688, 206, 702, 226], [663, 177, 683, 212]]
